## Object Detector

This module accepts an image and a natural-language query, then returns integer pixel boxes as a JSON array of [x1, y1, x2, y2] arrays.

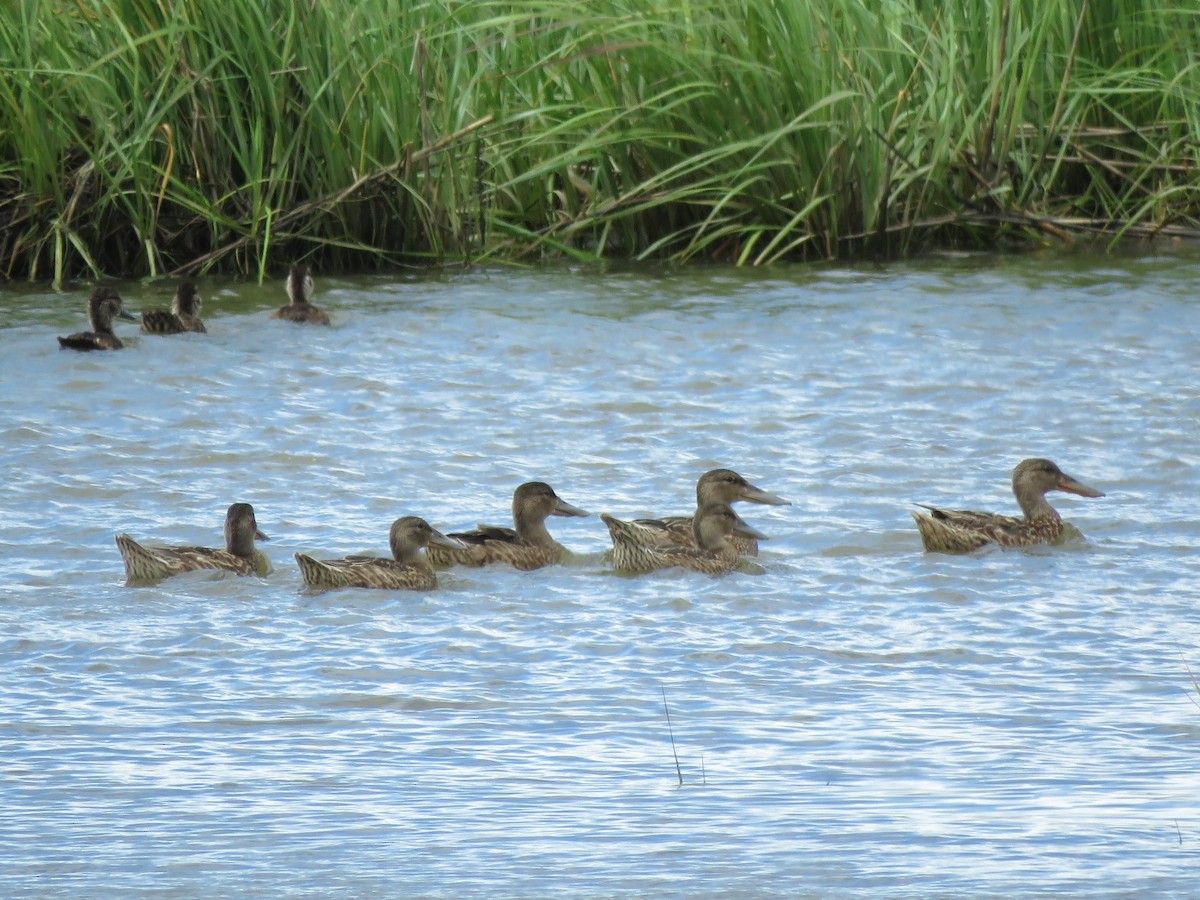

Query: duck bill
[[429, 528, 468, 551], [1057, 475, 1105, 498], [732, 517, 770, 541], [740, 483, 791, 506], [118, 310, 138, 321], [551, 499, 590, 518], [255, 528, 271, 541]]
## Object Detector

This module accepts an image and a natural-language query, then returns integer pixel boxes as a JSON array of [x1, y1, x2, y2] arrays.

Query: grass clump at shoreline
[[1, 0, 1198, 281]]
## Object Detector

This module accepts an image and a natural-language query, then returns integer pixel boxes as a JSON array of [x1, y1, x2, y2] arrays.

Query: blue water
[[2, 253, 1199, 896]]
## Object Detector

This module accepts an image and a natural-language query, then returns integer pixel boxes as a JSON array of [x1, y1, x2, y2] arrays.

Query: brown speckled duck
[[911, 458, 1105, 553], [605, 468, 789, 571], [426, 481, 589, 571], [115, 503, 270, 584], [57, 287, 137, 350], [602, 503, 769, 575], [295, 516, 466, 590], [271, 264, 330, 325], [141, 280, 206, 334]]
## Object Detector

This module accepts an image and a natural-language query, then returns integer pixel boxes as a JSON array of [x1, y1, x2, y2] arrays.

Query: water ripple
[[1, 256, 1199, 894]]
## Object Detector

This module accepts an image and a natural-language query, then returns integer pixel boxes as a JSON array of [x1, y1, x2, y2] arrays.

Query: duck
[[604, 468, 789, 570], [141, 280, 207, 334], [57, 287, 137, 350], [601, 502, 770, 574], [295, 516, 467, 590], [911, 457, 1106, 553], [425, 481, 590, 570], [115, 502, 270, 583], [271, 264, 330, 325]]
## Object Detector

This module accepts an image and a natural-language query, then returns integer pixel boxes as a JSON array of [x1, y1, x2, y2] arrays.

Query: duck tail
[[115, 533, 173, 583]]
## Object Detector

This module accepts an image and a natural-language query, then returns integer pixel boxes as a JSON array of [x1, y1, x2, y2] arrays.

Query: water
[[2, 253, 1199, 896]]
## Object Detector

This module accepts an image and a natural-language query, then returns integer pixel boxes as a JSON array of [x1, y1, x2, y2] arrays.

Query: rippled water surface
[[3, 254, 1200, 896]]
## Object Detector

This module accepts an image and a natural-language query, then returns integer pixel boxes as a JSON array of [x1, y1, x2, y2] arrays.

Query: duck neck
[[391, 543, 424, 566], [1016, 487, 1060, 523], [226, 527, 256, 557], [693, 515, 735, 556], [714, 541, 739, 562], [702, 535, 737, 558], [288, 272, 313, 306], [515, 513, 555, 547], [227, 536, 256, 557], [693, 501, 736, 534], [91, 310, 115, 336]]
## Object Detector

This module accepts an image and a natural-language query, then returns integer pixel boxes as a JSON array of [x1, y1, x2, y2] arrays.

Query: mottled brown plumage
[[426, 481, 589, 571], [912, 458, 1106, 553], [295, 516, 466, 590], [141, 280, 206, 334], [272, 264, 330, 325], [115, 503, 270, 584], [606, 468, 789, 570], [57, 287, 137, 351], [602, 503, 769, 574]]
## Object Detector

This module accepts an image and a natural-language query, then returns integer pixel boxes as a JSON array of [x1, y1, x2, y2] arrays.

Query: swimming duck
[[425, 481, 590, 570], [601, 502, 769, 574], [57, 287, 137, 350], [295, 516, 466, 590], [911, 458, 1105, 553], [115, 502, 270, 583], [271, 264, 330, 325], [141, 280, 207, 334], [605, 468, 789, 570]]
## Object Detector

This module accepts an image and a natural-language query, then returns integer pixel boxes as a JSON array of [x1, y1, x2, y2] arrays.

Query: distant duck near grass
[[57, 287, 137, 351], [426, 481, 590, 571], [115, 502, 271, 584], [911, 457, 1106, 553], [141, 280, 206, 334], [295, 516, 467, 590], [603, 468, 789, 571], [601, 502, 769, 575], [272, 264, 330, 325]]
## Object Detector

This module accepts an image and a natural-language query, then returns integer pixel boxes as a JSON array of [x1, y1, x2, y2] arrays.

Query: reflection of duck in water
[[272, 264, 330, 325], [604, 468, 788, 572], [426, 482, 590, 571], [912, 458, 1105, 553], [601, 503, 769, 575], [115, 503, 271, 583], [295, 517, 466, 590], [57, 287, 137, 350], [141, 280, 206, 334]]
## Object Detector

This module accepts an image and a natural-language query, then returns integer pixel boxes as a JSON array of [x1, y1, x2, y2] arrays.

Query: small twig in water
[[1176, 646, 1200, 711], [661, 685, 683, 786], [1176, 819, 1183, 845]]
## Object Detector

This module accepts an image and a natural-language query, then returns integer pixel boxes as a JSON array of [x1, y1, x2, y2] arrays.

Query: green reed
[[0, 0, 1197, 281]]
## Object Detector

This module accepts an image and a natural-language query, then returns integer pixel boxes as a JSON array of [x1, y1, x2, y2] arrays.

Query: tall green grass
[[1, 0, 1197, 280]]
